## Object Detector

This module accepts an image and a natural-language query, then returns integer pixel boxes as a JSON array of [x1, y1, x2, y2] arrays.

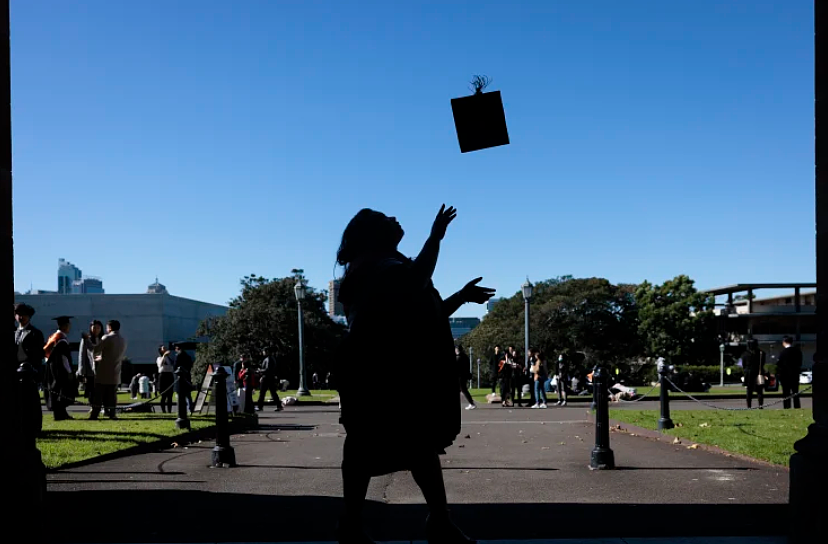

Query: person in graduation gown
[[334, 205, 493, 544], [43, 316, 76, 420]]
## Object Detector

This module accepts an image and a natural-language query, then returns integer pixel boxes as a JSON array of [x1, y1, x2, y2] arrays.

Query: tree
[[635, 275, 716, 367], [194, 274, 346, 387], [463, 276, 641, 384]]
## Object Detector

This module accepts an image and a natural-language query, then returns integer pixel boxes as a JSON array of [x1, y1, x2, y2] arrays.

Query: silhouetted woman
[[335, 205, 493, 544]]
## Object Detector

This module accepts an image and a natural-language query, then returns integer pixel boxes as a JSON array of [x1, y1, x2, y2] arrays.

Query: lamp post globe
[[294, 277, 310, 397]]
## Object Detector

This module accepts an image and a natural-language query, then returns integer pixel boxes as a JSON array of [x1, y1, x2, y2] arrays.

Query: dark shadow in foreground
[[45, 490, 786, 543]]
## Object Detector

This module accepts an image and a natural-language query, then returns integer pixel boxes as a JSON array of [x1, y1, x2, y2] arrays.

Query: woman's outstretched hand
[[461, 277, 496, 304], [430, 204, 457, 241]]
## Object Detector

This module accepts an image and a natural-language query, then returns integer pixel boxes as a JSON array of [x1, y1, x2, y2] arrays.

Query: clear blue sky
[[10, 1, 815, 317]]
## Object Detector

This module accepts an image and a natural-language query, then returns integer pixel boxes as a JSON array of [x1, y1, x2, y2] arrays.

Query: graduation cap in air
[[451, 75, 510, 153], [52, 315, 74, 326]]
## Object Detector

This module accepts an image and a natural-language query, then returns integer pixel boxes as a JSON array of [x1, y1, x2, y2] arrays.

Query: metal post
[[477, 358, 481, 389], [296, 299, 310, 396], [174, 367, 190, 431], [211, 366, 236, 468], [790, 3, 828, 541], [719, 343, 725, 387], [524, 298, 530, 370], [589, 366, 615, 470], [658, 358, 674, 431]]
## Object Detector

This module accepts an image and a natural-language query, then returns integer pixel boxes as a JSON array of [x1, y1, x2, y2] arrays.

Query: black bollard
[[590, 366, 615, 470], [657, 357, 674, 431], [174, 367, 190, 431], [16, 363, 47, 503], [243, 371, 255, 415], [211, 366, 236, 467]]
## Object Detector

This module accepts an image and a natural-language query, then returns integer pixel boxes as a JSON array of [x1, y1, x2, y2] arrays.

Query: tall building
[[72, 277, 104, 294], [449, 317, 481, 339], [328, 279, 344, 317], [57, 258, 82, 294], [486, 297, 503, 314]]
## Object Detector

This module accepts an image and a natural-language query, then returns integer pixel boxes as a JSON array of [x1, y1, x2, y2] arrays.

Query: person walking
[[43, 316, 76, 420], [173, 344, 195, 413], [77, 320, 104, 405], [777, 336, 803, 409], [489, 345, 504, 395], [156, 345, 176, 413], [14, 303, 45, 390], [555, 351, 570, 406], [129, 373, 140, 399], [257, 348, 284, 412], [334, 205, 491, 543], [741, 339, 765, 409], [455, 345, 476, 410], [90, 320, 128, 419], [530, 348, 548, 409]]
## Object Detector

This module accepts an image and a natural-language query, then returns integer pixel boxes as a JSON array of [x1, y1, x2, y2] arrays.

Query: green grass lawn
[[38, 413, 215, 469], [609, 408, 812, 466]]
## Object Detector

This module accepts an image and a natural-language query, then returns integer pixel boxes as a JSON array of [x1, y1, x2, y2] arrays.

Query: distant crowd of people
[[487, 345, 584, 408]]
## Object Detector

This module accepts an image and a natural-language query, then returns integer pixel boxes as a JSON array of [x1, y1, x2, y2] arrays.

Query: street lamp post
[[294, 277, 310, 397], [522, 278, 533, 370], [719, 343, 725, 387]]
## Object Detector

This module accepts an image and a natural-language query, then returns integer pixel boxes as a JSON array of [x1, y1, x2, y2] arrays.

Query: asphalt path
[[45, 400, 791, 543]]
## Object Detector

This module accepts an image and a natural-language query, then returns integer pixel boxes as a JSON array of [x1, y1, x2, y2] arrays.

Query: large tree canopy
[[195, 274, 346, 386], [635, 274, 716, 367], [463, 276, 641, 382]]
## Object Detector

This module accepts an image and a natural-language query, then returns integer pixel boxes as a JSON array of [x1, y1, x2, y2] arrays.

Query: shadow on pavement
[[46, 490, 786, 543]]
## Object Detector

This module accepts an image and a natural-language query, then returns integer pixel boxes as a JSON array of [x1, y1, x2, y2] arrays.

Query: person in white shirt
[[156, 344, 176, 413]]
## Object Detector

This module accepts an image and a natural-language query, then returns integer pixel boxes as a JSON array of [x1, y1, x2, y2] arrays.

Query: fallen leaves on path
[[672, 437, 682, 445]]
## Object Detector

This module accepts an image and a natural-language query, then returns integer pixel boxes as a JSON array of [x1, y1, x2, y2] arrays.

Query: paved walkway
[[45, 402, 790, 543]]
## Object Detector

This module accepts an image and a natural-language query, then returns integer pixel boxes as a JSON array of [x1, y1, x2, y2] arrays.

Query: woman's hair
[[336, 208, 398, 269], [90, 320, 104, 339], [158, 344, 166, 356]]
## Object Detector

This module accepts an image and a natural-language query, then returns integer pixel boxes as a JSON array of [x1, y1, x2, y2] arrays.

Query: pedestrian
[[777, 336, 803, 409], [233, 355, 246, 393], [334, 205, 491, 543], [312, 372, 320, 390], [90, 320, 128, 419], [498, 347, 514, 407], [555, 351, 570, 406], [43, 315, 76, 420], [257, 348, 284, 412], [489, 345, 503, 395], [741, 339, 765, 409], [14, 302, 45, 390], [455, 345, 476, 410], [129, 373, 140, 399], [325, 371, 332, 390], [156, 344, 176, 413], [77, 320, 104, 403], [237, 358, 255, 413], [530, 348, 548, 409], [173, 343, 195, 413], [507, 346, 525, 407]]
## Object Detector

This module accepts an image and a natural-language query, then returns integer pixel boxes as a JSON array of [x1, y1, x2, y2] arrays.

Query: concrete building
[[328, 279, 344, 317], [705, 283, 817, 367], [449, 317, 481, 339], [15, 292, 228, 367]]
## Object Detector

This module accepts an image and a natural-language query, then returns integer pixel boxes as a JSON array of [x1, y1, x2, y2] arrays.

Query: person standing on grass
[[455, 345, 476, 410], [77, 320, 104, 404], [555, 351, 570, 406], [15, 303, 45, 387], [156, 345, 176, 413], [257, 347, 284, 412], [334, 205, 492, 543], [138, 373, 151, 399], [90, 320, 128, 420], [43, 315, 76, 421], [741, 339, 765, 409], [777, 336, 803, 409], [173, 343, 195, 413]]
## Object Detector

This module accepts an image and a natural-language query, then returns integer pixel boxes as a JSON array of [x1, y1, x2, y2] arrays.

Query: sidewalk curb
[[46, 417, 258, 472], [601, 415, 790, 471]]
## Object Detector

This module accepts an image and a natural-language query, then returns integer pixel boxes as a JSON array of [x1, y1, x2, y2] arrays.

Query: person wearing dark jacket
[[173, 344, 195, 413], [334, 205, 492, 544], [741, 339, 765, 408], [257, 348, 284, 412], [43, 316, 76, 420], [777, 336, 803, 409], [15, 303, 45, 373]]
